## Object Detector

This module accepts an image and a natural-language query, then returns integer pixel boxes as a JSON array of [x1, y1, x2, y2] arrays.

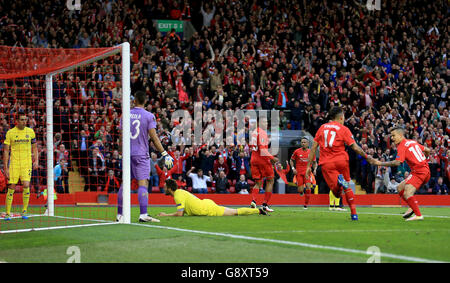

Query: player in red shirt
[[372, 127, 431, 221], [306, 106, 374, 221], [290, 137, 316, 209], [249, 117, 278, 212]]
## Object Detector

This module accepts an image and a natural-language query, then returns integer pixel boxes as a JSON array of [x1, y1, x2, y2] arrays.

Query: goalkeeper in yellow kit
[[158, 179, 268, 217], [3, 111, 38, 220]]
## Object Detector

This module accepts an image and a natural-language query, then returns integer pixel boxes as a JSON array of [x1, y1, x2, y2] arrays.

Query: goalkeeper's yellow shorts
[[9, 165, 32, 184]]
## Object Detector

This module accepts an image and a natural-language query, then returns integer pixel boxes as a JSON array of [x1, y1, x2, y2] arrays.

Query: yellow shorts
[[203, 199, 226, 216], [9, 165, 32, 184]]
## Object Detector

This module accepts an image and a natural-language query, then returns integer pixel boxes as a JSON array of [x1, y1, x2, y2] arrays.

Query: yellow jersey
[[4, 126, 36, 167], [173, 189, 225, 216]]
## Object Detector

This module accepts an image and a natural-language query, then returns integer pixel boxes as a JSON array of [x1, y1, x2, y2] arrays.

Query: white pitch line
[[220, 229, 450, 234], [292, 209, 450, 219], [0, 222, 119, 234], [128, 223, 447, 263]]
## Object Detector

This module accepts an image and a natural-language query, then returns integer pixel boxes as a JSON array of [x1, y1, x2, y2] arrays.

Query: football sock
[[237, 208, 259, 216], [117, 185, 123, 215], [344, 188, 357, 215], [304, 188, 311, 206], [264, 191, 272, 204], [138, 186, 148, 215], [22, 187, 30, 213], [406, 196, 422, 217], [329, 190, 335, 206], [6, 188, 14, 216]]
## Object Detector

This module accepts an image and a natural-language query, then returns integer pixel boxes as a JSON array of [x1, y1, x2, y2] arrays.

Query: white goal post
[[44, 42, 131, 224]]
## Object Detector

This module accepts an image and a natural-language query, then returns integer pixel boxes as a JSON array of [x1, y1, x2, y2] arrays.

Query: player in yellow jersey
[[158, 179, 269, 217], [3, 111, 38, 220], [329, 189, 346, 211]]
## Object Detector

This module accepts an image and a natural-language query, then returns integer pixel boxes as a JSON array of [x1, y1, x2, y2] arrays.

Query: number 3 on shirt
[[408, 145, 426, 162], [323, 130, 336, 148], [131, 120, 140, 140]]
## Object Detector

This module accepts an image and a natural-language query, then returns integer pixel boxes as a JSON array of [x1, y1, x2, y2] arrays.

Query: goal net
[[0, 44, 131, 234]]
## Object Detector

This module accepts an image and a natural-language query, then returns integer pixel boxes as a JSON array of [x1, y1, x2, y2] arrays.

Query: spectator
[[384, 172, 403, 194], [199, 149, 216, 174], [54, 158, 69, 194], [289, 100, 303, 130], [214, 170, 229, 194], [105, 169, 120, 194], [433, 177, 449, 195], [155, 164, 178, 193], [200, 2, 215, 28], [106, 150, 122, 179], [374, 161, 390, 194], [176, 175, 187, 190], [87, 147, 106, 192], [213, 156, 229, 177], [170, 148, 191, 180], [149, 153, 160, 188], [187, 167, 211, 194], [55, 143, 69, 165], [235, 150, 250, 179], [235, 174, 250, 194]]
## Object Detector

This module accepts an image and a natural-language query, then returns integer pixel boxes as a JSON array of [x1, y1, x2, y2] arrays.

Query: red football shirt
[[291, 148, 311, 175], [395, 139, 429, 173], [314, 121, 356, 165], [250, 127, 274, 164]]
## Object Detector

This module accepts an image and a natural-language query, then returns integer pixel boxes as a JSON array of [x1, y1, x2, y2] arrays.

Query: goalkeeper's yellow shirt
[[173, 189, 225, 216], [4, 126, 36, 168]]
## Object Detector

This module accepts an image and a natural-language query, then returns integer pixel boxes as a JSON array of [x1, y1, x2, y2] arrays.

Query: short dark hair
[[134, 90, 148, 105], [165, 179, 178, 191], [390, 126, 405, 135], [17, 110, 26, 118], [328, 106, 344, 120]]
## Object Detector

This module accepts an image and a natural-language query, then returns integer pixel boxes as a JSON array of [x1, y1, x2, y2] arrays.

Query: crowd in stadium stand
[[0, 0, 448, 195]]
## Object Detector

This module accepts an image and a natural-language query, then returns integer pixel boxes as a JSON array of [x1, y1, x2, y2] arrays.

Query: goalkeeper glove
[[161, 151, 174, 169]]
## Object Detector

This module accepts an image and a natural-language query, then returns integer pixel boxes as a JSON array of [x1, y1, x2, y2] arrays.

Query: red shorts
[[404, 170, 431, 190], [250, 160, 274, 181], [297, 173, 313, 187], [321, 160, 350, 197]]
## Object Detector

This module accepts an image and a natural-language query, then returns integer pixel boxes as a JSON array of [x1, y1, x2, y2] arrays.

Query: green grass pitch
[[1, 206, 449, 263]]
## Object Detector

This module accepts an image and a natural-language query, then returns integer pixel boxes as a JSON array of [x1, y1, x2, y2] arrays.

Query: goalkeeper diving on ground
[[158, 179, 269, 217]]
